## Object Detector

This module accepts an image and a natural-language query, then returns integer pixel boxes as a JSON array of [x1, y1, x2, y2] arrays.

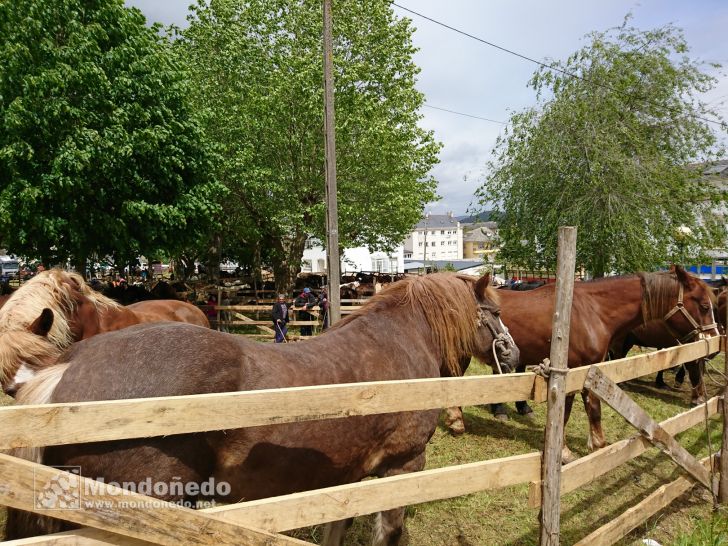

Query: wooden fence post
[[720, 298, 728, 503], [539, 226, 577, 546]]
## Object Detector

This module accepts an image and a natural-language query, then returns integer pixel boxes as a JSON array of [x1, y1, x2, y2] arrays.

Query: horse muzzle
[[493, 335, 520, 374]]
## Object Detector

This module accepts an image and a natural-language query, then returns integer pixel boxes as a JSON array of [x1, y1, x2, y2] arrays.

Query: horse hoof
[[561, 451, 578, 465], [447, 423, 466, 436], [655, 382, 669, 390], [495, 413, 509, 422]]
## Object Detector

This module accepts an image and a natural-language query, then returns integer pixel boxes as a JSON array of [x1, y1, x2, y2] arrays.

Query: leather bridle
[[477, 303, 517, 373], [653, 284, 718, 344]]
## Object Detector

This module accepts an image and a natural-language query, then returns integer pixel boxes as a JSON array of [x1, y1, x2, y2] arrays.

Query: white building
[[403, 213, 463, 261], [302, 239, 404, 274]]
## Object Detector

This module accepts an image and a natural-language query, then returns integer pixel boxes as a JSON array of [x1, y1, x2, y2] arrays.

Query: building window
[[418, 242, 423, 247], [441, 230, 445, 235], [441, 241, 445, 246], [301, 260, 312, 272], [390, 257, 398, 272]]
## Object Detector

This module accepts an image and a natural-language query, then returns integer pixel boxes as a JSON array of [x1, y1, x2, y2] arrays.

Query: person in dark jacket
[[271, 294, 289, 343], [294, 287, 317, 336], [318, 287, 330, 330]]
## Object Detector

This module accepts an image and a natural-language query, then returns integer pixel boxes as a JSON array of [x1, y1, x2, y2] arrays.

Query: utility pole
[[323, 0, 341, 324]]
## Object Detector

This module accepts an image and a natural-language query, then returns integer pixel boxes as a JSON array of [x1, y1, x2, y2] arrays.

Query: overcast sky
[[126, 0, 728, 216]]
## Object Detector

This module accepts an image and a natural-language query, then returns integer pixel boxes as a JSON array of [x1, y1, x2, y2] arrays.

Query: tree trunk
[[206, 233, 222, 284], [271, 232, 307, 294], [73, 252, 88, 280]]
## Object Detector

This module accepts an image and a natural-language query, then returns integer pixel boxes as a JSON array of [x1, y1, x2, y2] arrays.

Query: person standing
[[318, 287, 330, 330], [294, 287, 317, 336], [272, 294, 289, 343]]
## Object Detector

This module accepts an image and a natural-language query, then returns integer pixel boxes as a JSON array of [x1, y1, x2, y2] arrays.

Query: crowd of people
[[272, 287, 329, 343]]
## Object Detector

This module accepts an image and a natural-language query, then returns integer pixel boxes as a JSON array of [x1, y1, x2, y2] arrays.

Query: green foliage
[[476, 18, 727, 276], [0, 0, 223, 267], [178, 0, 440, 288]]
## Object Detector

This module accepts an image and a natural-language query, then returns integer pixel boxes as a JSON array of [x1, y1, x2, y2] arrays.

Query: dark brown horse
[[0, 269, 209, 396], [610, 285, 725, 402], [445, 267, 718, 463], [6, 273, 518, 545]]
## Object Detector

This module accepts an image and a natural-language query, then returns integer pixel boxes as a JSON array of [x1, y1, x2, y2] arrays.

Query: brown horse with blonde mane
[[445, 267, 718, 464], [6, 273, 518, 545], [0, 269, 208, 396]]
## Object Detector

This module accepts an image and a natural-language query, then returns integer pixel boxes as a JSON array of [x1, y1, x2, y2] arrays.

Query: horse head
[[641, 265, 719, 346], [471, 273, 520, 374]]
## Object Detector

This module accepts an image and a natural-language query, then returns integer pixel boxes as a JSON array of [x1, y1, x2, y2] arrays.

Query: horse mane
[[0, 269, 120, 383], [638, 270, 709, 323], [331, 273, 497, 376]]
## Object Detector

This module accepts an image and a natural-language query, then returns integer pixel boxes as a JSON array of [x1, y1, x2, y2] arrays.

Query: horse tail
[[4, 364, 70, 540], [15, 363, 69, 405]]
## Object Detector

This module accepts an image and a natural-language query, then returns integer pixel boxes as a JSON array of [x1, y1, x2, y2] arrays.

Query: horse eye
[[700, 302, 710, 310]]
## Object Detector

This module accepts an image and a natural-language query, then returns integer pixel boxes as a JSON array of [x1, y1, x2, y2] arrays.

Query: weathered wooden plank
[[3, 452, 542, 544], [210, 452, 540, 531], [584, 366, 714, 493], [535, 336, 722, 402], [528, 396, 721, 507], [0, 373, 537, 449], [540, 226, 578, 546], [573, 455, 715, 546], [229, 312, 276, 334], [0, 453, 307, 546], [224, 321, 319, 326], [1, 528, 147, 545], [215, 305, 361, 312]]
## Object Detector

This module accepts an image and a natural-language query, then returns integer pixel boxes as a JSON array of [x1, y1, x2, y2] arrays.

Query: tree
[[179, 0, 440, 290], [476, 18, 727, 277], [0, 0, 223, 274]]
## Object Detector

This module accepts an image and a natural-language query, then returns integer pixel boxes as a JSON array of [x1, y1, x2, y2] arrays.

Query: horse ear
[[474, 273, 491, 299], [672, 265, 693, 287], [28, 308, 54, 337]]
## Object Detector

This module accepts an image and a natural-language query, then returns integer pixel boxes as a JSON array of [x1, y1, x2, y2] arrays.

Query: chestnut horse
[[5, 273, 518, 545], [0, 269, 208, 396], [445, 267, 718, 463]]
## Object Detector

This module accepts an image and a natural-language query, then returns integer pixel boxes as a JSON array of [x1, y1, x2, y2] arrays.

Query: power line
[[424, 103, 507, 125], [393, 2, 727, 129]]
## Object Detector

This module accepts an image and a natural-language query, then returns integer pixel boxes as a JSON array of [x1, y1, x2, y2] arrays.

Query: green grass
[[1, 355, 727, 544]]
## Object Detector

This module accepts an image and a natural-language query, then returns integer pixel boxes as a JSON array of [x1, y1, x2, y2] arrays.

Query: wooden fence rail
[[0, 337, 720, 451], [0, 336, 723, 545]]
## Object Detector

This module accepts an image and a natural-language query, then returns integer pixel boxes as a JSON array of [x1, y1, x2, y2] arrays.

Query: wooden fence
[[0, 334, 723, 545], [1, 226, 726, 544]]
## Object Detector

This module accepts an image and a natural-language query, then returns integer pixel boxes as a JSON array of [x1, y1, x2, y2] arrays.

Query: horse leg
[[516, 400, 534, 415], [490, 403, 509, 420], [675, 365, 686, 385], [686, 360, 705, 406], [513, 363, 532, 416], [655, 370, 668, 388], [582, 390, 606, 451], [322, 518, 354, 546], [371, 453, 426, 546], [561, 393, 577, 464], [443, 406, 466, 434]]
